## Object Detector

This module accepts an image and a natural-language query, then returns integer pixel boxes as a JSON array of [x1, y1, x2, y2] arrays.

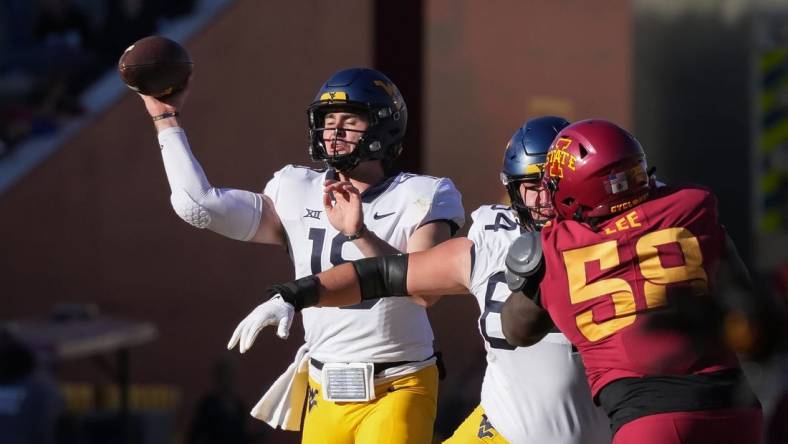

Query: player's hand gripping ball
[[118, 36, 193, 97]]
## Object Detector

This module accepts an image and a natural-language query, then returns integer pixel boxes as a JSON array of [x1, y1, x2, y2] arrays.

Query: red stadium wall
[[425, 0, 632, 215]]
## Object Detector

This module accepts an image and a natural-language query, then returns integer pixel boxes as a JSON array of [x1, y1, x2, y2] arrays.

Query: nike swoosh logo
[[373, 211, 396, 220]]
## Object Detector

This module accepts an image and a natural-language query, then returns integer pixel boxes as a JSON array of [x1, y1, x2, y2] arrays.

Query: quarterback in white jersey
[[264, 165, 462, 369], [140, 67, 463, 444], [234, 117, 611, 443]]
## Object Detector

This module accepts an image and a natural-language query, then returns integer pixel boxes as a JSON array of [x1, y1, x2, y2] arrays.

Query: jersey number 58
[[563, 227, 709, 342]]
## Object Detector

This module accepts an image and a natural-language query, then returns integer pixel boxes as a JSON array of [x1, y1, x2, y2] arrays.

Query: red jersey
[[540, 186, 740, 398]]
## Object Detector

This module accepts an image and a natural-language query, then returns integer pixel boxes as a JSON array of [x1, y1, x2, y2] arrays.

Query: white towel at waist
[[250, 343, 310, 431]]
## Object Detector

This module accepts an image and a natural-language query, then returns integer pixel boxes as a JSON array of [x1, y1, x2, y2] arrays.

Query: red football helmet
[[543, 119, 652, 223]]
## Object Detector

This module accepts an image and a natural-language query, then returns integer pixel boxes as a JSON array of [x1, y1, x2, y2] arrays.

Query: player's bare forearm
[[501, 292, 553, 347], [315, 263, 364, 307], [311, 236, 471, 308], [405, 221, 460, 305], [406, 237, 472, 299]]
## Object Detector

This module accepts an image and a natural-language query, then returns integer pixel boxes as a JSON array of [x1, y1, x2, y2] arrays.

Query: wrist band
[[152, 111, 179, 121], [345, 224, 367, 241], [270, 276, 321, 312]]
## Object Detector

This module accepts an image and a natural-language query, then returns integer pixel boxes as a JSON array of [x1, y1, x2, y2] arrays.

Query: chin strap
[[325, 154, 360, 172]]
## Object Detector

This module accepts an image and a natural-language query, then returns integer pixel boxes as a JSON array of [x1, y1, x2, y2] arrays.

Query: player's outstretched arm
[[138, 88, 285, 246], [397, 221, 459, 306], [405, 236, 472, 304], [647, 233, 785, 360], [715, 234, 785, 359], [500, 231, 554, 346], [317, 236, 472, 306], [227, 238, 473, 352]]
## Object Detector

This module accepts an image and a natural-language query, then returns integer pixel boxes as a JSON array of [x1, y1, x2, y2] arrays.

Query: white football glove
[[227, 295, 295, 353]]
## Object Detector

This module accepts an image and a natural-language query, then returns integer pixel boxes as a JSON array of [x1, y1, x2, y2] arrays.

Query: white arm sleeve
[[158, 127, 262, 241]]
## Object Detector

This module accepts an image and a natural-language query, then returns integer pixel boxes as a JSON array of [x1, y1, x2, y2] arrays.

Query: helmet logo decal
[[373, 80, 403, 110], [373, 80, 396, 97], [605, 171, 630, 194], [524, 163, 544, 175], [605, 164, 648, 196], [545, 137, 576, 178], [319, 91, 348, 102]]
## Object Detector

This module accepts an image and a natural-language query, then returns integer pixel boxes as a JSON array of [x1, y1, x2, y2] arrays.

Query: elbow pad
[[352, 254, 410, 300], [159, 127, 262, 241], [170, 187, 262, 241], [505, 232, 545, 299]]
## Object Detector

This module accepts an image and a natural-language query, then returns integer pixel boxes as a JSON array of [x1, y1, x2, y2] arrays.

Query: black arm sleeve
[[351, 254, 410, 300], [271, 275, 320, 312]]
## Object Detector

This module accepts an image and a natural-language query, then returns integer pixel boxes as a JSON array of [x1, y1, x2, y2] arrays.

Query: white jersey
[[467, 205, 610, 444], [264, 165, 464, 376]]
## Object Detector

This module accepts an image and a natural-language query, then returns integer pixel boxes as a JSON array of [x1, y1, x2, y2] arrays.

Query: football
[[118, 36, 193, 97]]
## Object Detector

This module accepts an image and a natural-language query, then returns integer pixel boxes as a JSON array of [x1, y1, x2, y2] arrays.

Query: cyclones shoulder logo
[[545, 137, 575, 179]]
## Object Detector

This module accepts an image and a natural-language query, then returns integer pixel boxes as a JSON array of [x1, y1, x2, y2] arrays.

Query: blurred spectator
[[93, 0, 159, 67], [766, 360, 788, 444], [0, 327, 64, 444], [766, 265, 788, 444], [0, 0, 196, 158], [0, 0, 94, 147], [187, 354, 252, 444]]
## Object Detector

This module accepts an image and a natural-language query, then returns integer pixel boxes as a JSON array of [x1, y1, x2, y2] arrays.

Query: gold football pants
[[301, 365, 438, 444], [443, 405, 509, 444]]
